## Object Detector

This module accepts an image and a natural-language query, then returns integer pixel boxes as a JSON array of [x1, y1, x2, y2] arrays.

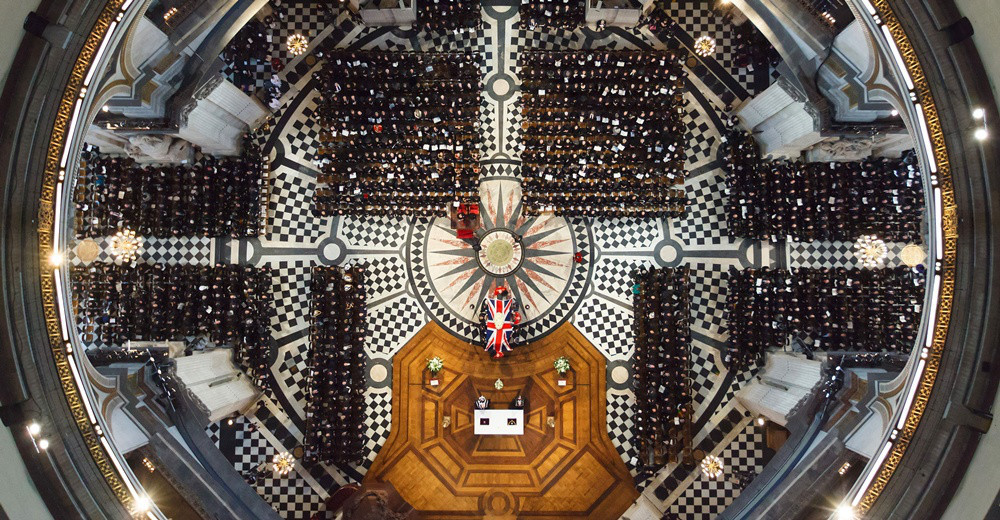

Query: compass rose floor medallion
[[408, 179, 591, 343]]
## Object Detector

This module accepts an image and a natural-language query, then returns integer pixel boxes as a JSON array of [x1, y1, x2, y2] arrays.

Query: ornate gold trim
[[856, 0, 958, 514], [35, 0, 136, 512], [31, 0, 957, 516]]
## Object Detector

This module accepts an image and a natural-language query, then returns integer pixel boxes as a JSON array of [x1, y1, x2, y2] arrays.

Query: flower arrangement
[[494, 378, 504, 390], [554, 356, 571, 375], [427, 357, 444, 376]]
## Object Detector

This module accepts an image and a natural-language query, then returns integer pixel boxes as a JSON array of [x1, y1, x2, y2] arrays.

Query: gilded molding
[[855, 0, 957, 514], [30, 0, 958, 516], [35, 0, 136, 512]]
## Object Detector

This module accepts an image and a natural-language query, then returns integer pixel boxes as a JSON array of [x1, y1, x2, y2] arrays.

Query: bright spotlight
[[890, 109, 898, 117], [133, 496, 152, 512], [835, 504, 857, 520], [975, 127, 989, 141], [27, 423, 41, 436], [37, 439, 49, 450], [48, 251, 64, 266], [973, 107, 986, 120]]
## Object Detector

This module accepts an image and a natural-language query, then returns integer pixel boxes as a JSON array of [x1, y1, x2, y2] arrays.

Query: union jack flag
[[482, 297, 516, 358]]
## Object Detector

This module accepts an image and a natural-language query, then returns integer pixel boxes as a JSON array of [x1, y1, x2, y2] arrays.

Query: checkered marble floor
[[74, 3, 804, 518]]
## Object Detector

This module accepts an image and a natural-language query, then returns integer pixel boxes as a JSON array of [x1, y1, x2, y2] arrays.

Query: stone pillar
[[736, 352, 822, 426], [176, 75, 268, 155], [172, 349, 260, 424], [736, 77, 823, 159]]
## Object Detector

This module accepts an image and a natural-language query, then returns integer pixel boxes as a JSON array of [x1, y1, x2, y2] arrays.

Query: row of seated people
[[725, 266, 926, 370], [303, 266, 367, 466], [631, 267, 692, 473], [520, 50, 688, 218], [520, 0, 585, 29], [71, 263, 272, 391], [314, 50, 482, 217], [417, 0, 481, 31], [74, 138, 265, 238], [723, 126, 925, 242]]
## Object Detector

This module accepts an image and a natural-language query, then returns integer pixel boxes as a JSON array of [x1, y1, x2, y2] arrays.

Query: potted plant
[[554, 356, 570, 386], [427, 357, 444, 386]]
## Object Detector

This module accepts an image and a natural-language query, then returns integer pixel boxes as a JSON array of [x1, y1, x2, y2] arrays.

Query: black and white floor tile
[[667, 420, 771, 519], [788, 240, 913, 269], [187, 2, 798, 518]]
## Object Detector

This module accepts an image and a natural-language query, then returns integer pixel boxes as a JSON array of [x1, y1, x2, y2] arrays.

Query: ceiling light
[[693, 35, 717, 57], [287, 34, 309, 57], [835, 503, 857, 520], [109, 228, 142, 263], [890, 109, 898, 117], [272, 451, 295, 476], [700, 454, 724, 479], [854, 235, 888, 268], [49, 251, 64, 266], [756, 417, 766, 426], [973, 107, 986, 120], [37, 439, 49, 450], [975, 127, 989, 141], [133, 496, 152, 513], [27, 423, 41, 436]]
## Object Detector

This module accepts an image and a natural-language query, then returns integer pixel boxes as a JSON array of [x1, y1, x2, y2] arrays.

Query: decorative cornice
[[35, 0, 137, 513], [855, 0, 957, 514]]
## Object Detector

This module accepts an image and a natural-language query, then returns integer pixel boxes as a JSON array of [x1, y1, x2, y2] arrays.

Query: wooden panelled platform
[[366, 322, 638, 519]]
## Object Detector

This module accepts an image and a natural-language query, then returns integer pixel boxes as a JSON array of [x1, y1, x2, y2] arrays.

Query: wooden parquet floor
[[365, 322, 638, 519]]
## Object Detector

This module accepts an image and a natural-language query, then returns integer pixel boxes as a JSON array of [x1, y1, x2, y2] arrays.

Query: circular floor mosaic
[[408, 179, 591, 342]]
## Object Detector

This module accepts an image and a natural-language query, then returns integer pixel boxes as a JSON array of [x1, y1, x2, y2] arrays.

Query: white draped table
[[473, 409, 524, 435]]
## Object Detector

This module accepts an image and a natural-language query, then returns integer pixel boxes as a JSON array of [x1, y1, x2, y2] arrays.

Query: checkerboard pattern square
[[270, 260, 312, 332], [232, 418, 278, 474], [592, 257, 651, 303], [675, 172, 729, 246], [592, 218, 663, 251], [788, 240, 909, 269], [277, 339, 311, 406], [365, 295, 427, 357], [418, 26, 487, 54], [362, 390, 392, 470], [573, 297, 633, 359], [269, 170, 324, 243], [725, 360, 761, 405], [357, 255, 407, 302], [667, 421, 768, 519], [285, 105, 321, 165], [254, 472, 326, 520], [512, 25, 584, 51], [661, 1, 756, 95], [338, 215, 409, 249], [606, 391, 638, 472], [683, 97, 719, 167], [271, 2, 331, 65], [140, 236, 213, 266], [689, 263, 728, 334], [690, 343, 718, 410]]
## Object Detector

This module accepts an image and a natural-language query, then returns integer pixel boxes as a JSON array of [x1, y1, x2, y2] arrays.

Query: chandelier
[[693, 35, 717, 57], [272, 451, 295, 476], [109, 229, 142, 263], [854, 235, 888, 268], [701, 454, 724, 479], [287, 33, 309, 56]]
